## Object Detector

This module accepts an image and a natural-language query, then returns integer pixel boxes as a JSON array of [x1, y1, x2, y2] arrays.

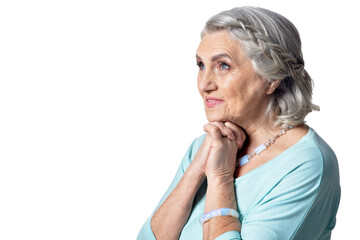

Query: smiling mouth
[[205, 98, 224, 108]]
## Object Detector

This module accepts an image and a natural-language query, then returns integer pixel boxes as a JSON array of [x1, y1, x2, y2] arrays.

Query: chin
[[205, 113, 229, 123], [205, 111, 243, 127]]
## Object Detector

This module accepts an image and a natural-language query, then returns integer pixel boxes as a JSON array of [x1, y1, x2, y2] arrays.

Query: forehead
[[196, 31, 245, 60]]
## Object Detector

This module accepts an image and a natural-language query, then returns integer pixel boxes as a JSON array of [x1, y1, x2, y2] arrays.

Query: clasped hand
[[192, 122, 246, 181]]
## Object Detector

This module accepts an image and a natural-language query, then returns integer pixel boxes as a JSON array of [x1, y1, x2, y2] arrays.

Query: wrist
[[205, 176, 236, 212], [206, 174, 234, 186], [186, 162, 206, 190], [188, 160, 206, 180]]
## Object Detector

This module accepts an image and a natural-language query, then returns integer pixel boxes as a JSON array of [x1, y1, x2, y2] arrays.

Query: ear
[[265, 79, 282, 95]]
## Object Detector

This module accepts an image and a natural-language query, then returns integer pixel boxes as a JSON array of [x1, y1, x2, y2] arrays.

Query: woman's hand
[[203, 122, 246, 180], [202, 122, 245, 239]]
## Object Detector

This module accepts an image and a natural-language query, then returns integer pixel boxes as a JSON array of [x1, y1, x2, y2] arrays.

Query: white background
[[0, 0, 358, 239]]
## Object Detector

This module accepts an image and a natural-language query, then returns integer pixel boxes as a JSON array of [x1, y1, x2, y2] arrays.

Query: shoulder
[[267, 127, 340, 201], [303, 128, 338, 179], [303, 128, 340, 200], [284, 127, 338, 176], [281, 127, 340, 211], [306, 128, 338, 171]]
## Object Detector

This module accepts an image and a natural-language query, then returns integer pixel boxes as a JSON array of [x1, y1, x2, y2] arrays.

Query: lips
[[205, 97, 224, 108]]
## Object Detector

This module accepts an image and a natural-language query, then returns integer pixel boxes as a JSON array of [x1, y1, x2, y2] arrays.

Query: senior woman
[[138, 6, 340, 240]]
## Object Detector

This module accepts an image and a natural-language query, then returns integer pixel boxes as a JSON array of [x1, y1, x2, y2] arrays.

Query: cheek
[[223, 79, 247, 105], [224, 91, 245, 118], [222, 79, 252, 116], [227, 97, 243, 112]]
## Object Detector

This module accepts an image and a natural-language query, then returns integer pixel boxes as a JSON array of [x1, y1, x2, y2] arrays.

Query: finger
[[224, 122, 246, 148], [203, 124, 223, 143], [208, 122, 235, 141]]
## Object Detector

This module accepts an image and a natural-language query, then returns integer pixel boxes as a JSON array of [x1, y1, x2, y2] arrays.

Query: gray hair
[[201, 6, 319, 128]]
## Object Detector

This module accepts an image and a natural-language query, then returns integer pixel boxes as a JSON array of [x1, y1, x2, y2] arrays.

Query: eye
[[219, 62, 230, 70], [197, 62, 205, 70]]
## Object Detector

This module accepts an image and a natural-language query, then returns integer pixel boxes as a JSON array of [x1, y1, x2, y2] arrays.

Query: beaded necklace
[[237, 126, 293, 167]]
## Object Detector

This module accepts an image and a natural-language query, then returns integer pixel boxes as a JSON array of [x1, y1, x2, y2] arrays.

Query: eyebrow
[[196, 53, 232, 62]]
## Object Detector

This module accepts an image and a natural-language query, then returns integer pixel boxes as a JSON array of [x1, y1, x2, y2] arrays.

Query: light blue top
[[137, 128, 340, 240]]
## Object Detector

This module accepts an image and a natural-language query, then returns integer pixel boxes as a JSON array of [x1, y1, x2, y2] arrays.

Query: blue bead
[[254, 144, 266, 154], [239, 155, 249, 166]]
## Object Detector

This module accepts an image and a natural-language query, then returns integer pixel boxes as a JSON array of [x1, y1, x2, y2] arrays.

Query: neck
[[238, 119, 281, 155], [233, 96, 280, 153]]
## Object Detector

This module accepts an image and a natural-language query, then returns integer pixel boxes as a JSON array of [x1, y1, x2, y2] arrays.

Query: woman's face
[[196, 30, 271, 126]]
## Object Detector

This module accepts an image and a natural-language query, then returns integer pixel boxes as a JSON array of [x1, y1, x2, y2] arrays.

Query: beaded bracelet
[[199, 208, 240, 225]]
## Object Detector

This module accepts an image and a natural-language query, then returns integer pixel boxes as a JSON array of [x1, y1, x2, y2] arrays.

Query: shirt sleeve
[[137, 135, 204, 240], [240, 147, 340, 240]]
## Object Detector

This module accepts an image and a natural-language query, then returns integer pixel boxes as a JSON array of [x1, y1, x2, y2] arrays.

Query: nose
[[198, 70, 218, 93]]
